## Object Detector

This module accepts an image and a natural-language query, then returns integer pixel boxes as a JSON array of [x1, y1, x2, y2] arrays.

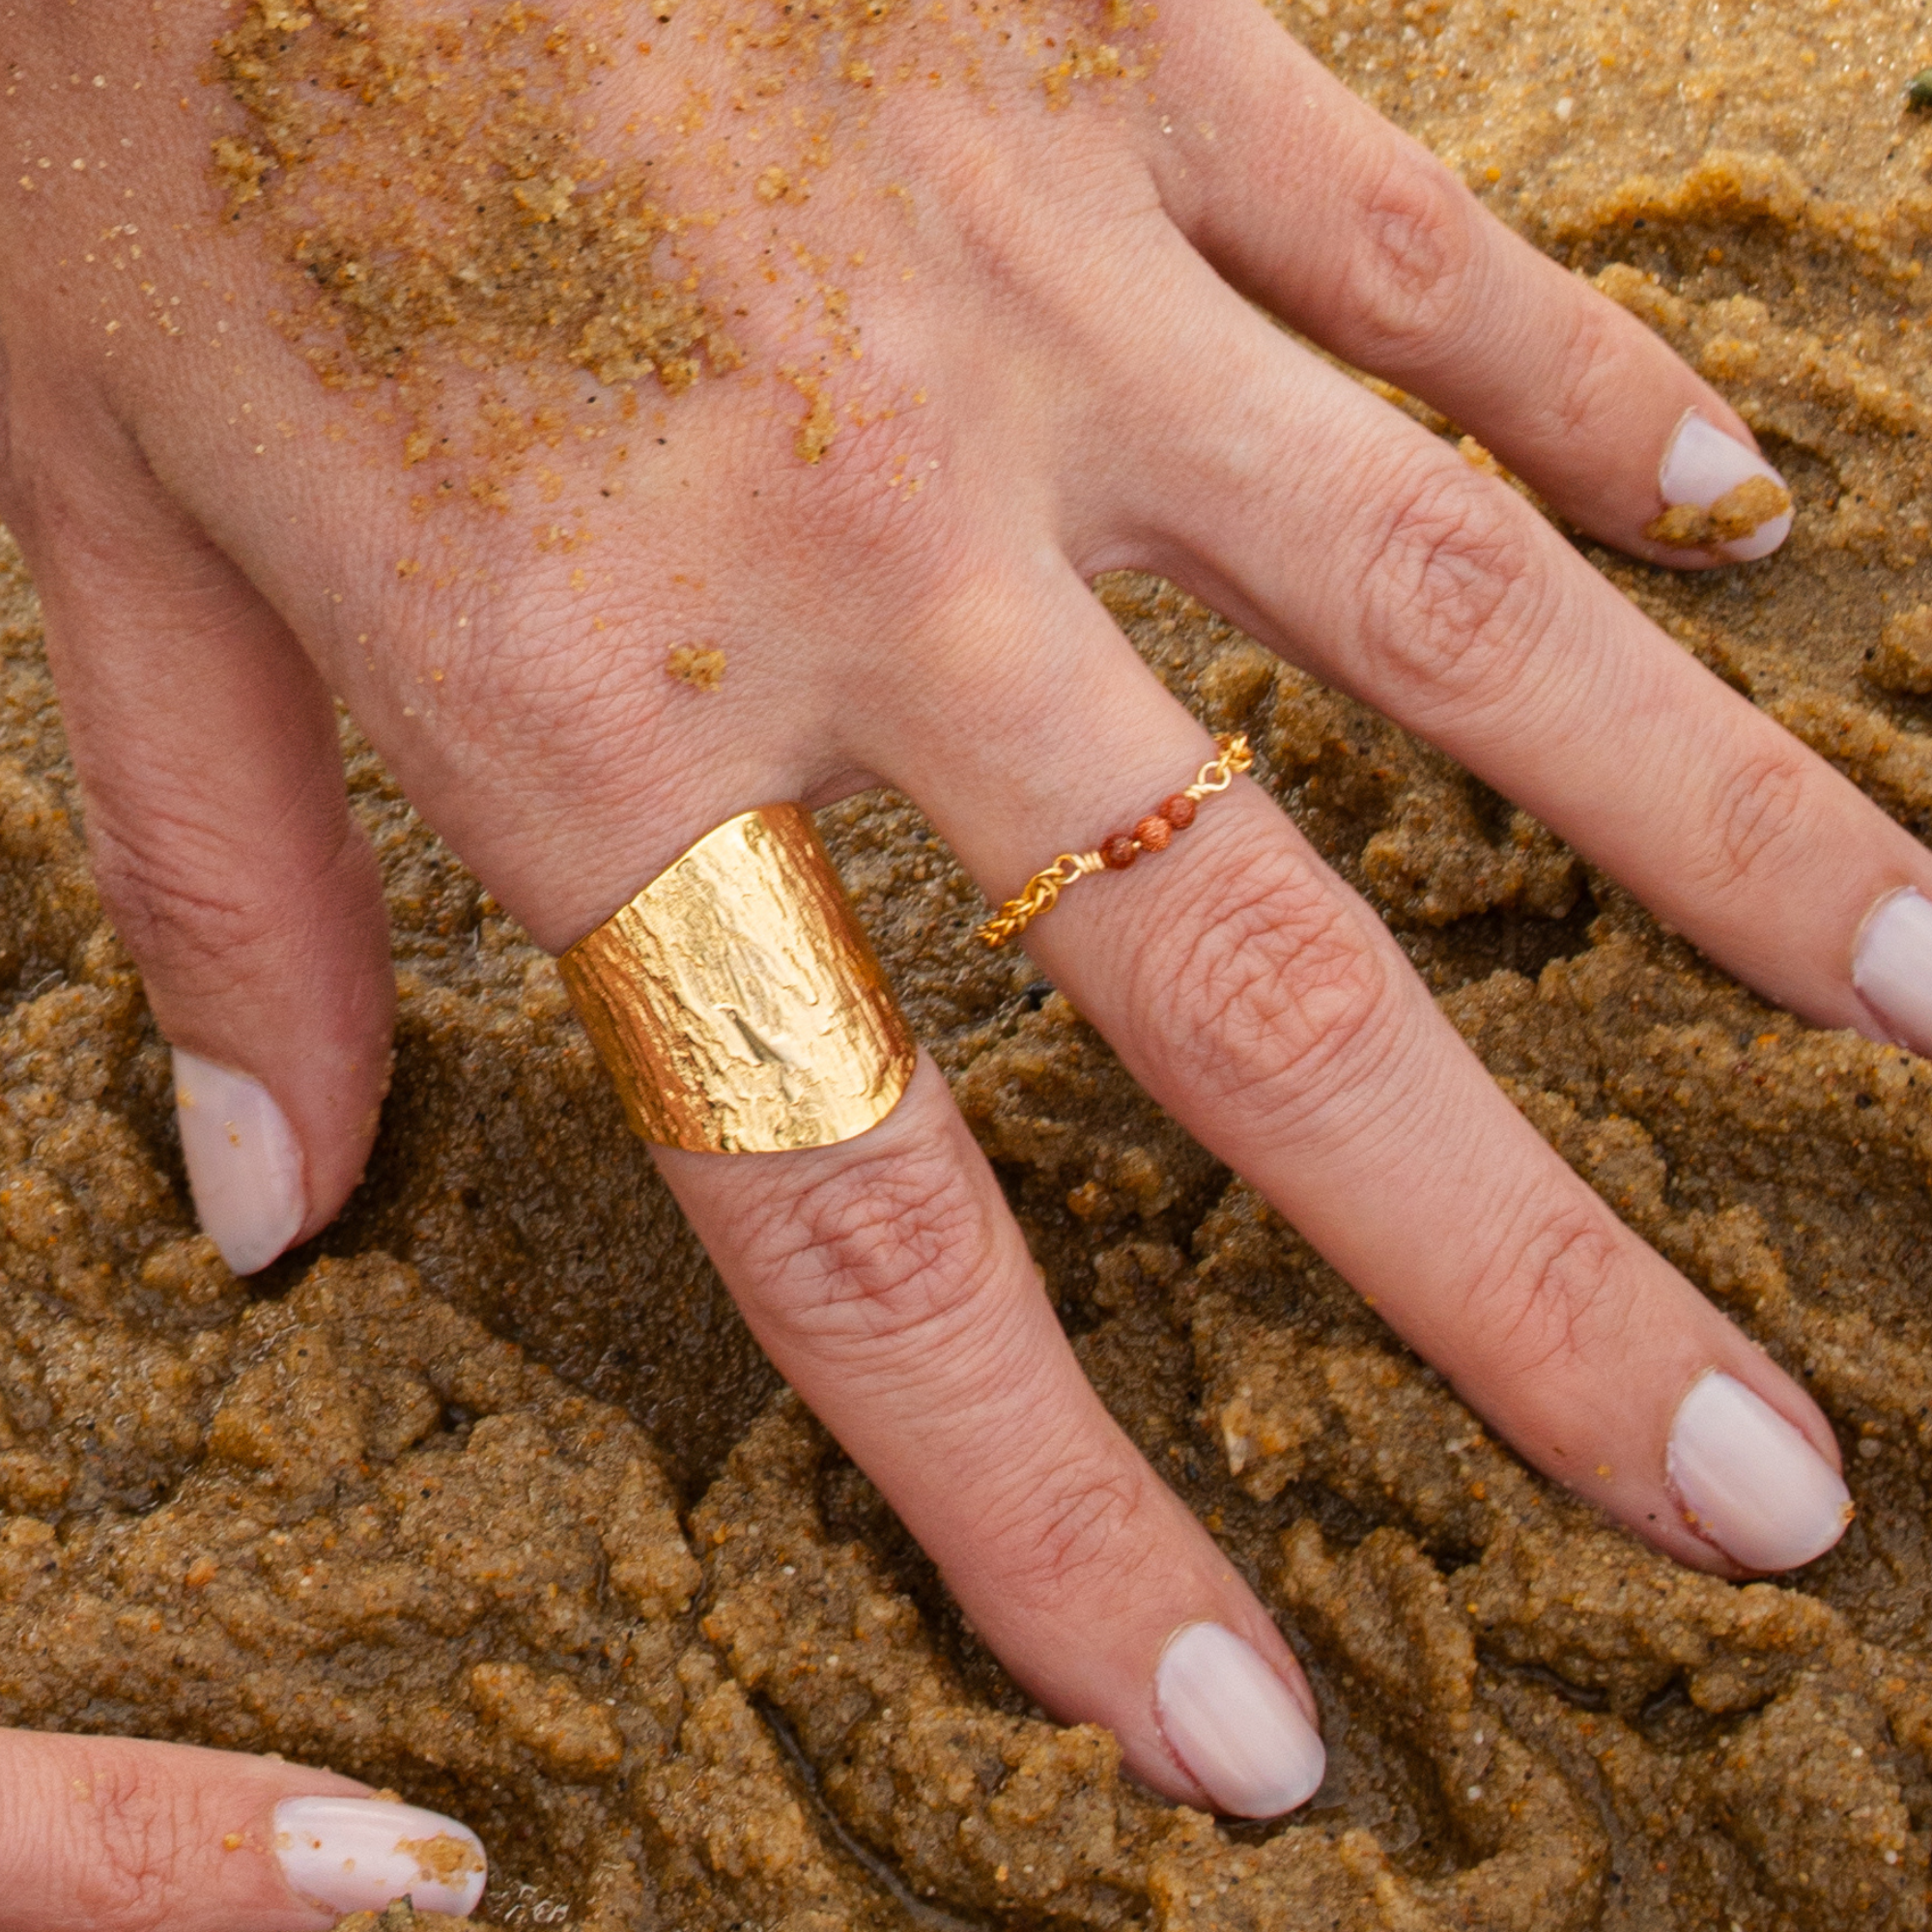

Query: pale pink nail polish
[[1854, 887, 1932, 1055], [1153, 1623, 1325, 1818], [1666, 1371, 1851, 1572], [172, 1047, 305, 1275], [1657, 410, 1794, 563], [273, 1795, 487, 1918]]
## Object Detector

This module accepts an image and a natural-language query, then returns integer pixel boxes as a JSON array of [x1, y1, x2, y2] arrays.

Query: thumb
[[24, 453, 394, 1276], [0, 1729, 487, 1931]]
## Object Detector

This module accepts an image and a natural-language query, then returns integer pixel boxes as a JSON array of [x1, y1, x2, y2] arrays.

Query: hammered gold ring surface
[[558, 804, 918, 1153]]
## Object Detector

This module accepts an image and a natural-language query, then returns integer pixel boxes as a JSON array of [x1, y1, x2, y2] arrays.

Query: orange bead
[[1135, 814, 1174, 852], [1161, 794, 1197, 829], [1101, 834, 1139, 870]]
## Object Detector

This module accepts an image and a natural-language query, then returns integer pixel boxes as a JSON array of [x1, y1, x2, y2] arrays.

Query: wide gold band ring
[[557, 804, 918, 1153]]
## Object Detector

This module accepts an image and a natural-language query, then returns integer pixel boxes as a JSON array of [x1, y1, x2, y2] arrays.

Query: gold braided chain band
[[559, 805, 918, 1152], [976, 734, 1255, 950]]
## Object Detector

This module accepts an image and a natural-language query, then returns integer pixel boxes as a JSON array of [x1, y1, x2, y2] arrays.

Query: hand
[[1, 0, 1908, 1827], [0, 1729, 485, 1930]]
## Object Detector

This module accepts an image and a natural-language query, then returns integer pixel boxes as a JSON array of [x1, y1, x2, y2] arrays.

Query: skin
[[3, 0, 1927, 1916]]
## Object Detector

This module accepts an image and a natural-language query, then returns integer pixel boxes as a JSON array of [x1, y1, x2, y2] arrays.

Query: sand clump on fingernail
[[8, 2, 1932, 1929], [1644, 473, 1793, 549]]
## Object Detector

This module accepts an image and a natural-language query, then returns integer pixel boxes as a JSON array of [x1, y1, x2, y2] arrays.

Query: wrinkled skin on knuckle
[[1696, 743, 1817, 901], [58, 1749, 215, 1932], [80, 777, 379, 1015], [981, 1452, 1162, 1622], [1132, 827, 1402, 1134], [737, 1133, 1004, 1364], [1337, 138, 1483, 368], [1352, 460, 1547, 715], [1464, 1197, 1631, 1397], [84, 806, 296, 988], [1533, 288, 1634, 451]]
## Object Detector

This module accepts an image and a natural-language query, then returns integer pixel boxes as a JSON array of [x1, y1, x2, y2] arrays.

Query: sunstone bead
[[1135, 814, 1174, 851], [1101, 834, 1140, 870], [1161, 794, 1198, 829]]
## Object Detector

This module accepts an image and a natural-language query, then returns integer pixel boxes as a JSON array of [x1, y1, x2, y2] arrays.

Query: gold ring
[[977, 734, 1254, 949], [558, 805, 918, 1152]]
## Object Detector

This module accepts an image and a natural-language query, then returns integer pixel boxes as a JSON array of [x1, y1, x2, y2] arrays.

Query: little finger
[[1146, 2, 1790, 565], [18, 449, 394, 1273]]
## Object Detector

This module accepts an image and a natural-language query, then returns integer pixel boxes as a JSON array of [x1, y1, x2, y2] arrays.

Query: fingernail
[[273, 1795, 488, 1918], [1666, 1371, 1852, 1572], [1652, 409, 1794, 562], [1853, 887, 1932, 1054], [1153, 1622, 1325, 1817], [172, 1047, 305, 1276]]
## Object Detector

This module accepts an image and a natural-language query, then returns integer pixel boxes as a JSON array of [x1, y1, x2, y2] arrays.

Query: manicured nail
[[1650, 409, 1794, 562], [273, 1795, 488, 1918], [1153, 1622, 1325, 1817], [1854, 887, 1932, 1055], [1666, 1371, 1852, 1572], [172, 1047, 304, 1276]]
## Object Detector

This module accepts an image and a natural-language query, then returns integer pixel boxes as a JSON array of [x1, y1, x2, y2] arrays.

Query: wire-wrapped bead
[[975, 735, 1251, 947]]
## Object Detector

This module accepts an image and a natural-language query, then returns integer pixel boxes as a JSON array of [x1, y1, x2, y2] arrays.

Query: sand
[[4, 0, 1932, 1925]]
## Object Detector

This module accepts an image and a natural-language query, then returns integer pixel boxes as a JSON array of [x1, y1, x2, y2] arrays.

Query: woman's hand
[[0, 1729, 485, 1929], [0, 0, 1909, 1835]]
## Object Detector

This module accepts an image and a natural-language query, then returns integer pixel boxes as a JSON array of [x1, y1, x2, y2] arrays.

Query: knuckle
[[66, 1752, 209, 1931], [1356, 462, 1546, 709], [85, 799, 356, 991], [1536, 288, 1631, 448], [743, 1133, 1000, 1357], [1472, 1201, 1627, 1389], [1135, 826, 1402, 1132], [991, 1453, 1161, 1614], [1702, 745, 1814, 892], [87, 807, 274, 971], [1342, 143, 1480, 359]]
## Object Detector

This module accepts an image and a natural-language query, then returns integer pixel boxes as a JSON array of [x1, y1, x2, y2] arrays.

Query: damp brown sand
[[9, 0, 1932, 1926]]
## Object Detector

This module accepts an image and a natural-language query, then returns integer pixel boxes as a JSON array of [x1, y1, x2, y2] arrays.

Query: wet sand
[[5, 0, 1932, 1924]]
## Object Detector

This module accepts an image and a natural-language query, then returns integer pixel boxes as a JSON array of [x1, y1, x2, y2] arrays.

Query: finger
[[907, 571, 1851, 1579], [1146, 2, 1791, 566], [656, 1057, 1327, 1818], [288, 606, 1333, 1814], [0, 1728, 486, 1931], [21, 449, 394, 1274], [1107, 281, 1932, 1058], [241, 574, 1331, 1814]]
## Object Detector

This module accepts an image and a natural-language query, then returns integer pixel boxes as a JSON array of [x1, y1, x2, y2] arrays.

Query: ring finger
[[905, 567, 1853, 1579]]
